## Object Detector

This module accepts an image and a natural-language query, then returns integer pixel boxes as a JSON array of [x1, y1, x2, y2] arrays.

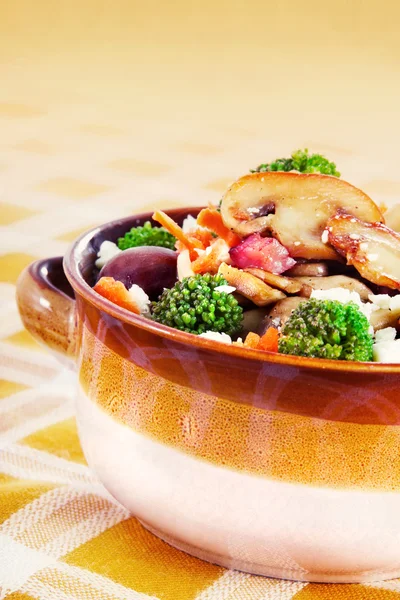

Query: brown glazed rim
[[64, 208, 400, 374]]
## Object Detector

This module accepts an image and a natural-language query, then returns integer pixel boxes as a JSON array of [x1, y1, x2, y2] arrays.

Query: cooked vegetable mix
[[93, 149, 400, 363]]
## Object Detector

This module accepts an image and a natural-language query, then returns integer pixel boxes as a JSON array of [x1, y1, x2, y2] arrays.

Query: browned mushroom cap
[[285, 262, 329, 277], [220, 172, 383, 260], [294, 275, 373, 300], [218, 263, 286, 306], [327, 214, 400, 290]]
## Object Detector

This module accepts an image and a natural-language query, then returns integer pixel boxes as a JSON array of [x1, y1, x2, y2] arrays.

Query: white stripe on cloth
[[0, 283, 17, 312], [27, 563, 160, 600], [0, 312, 25, 339], [0, 341, 60, 387], [0, 535, 58, 599], [0, 535, 157, 600], [195, 571, 252, 599], [0, 369, 74, 416], [41, 505, 130, 558], [367, 580, 400, 592], [0, 484, 128, 553], [0, 486, 132, 598], [0, 385, 58, 416], [257, 579, 307, 599], [0, 341, 61, 370], [0, 443, 119, 502], [0, 367, 74, 449], [0, 443, 94, 483], [0, 487, 90, 538], [194, 570, 307, 600], [19, 579, 84, 600], [0, 400, 74, 448]]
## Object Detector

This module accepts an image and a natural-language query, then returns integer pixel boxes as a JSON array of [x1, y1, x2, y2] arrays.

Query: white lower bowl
[[77, 387, 400, 583]]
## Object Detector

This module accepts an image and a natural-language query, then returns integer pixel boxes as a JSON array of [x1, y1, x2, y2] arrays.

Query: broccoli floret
[[251, 149, 340, 177], [278, 299, 373, 361], [118, 221, 176, 251], [152, 273, 243, 336], [291, 149, 340, 176], [252, 157, 293, 173]]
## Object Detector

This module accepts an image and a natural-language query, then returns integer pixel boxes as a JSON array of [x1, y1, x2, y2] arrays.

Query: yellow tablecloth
[[1, 1, 400, 597]]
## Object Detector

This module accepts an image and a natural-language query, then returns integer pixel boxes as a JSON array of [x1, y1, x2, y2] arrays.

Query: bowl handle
[[16, 257, 77, 367]]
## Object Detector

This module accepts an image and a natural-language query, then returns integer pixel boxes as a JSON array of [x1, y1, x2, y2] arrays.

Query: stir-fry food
[[93, 149, 400, 363]]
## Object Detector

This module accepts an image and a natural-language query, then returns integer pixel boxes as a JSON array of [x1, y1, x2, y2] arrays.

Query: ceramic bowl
[[16, 208, 400, 583]]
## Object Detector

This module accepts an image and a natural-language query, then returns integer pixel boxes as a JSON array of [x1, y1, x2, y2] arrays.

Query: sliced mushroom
[[244, 267, 303, 294], [260, 297, 307, 334], [220, 172, 383, 260], [327, 214, 400, 289], [218, 263, 286, 306], [285, 262, 329, 277], [370, 308, 400, 331], [294, 275, 373, 300]]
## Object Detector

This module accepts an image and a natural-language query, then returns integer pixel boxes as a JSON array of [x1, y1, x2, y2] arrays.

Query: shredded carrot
[[175, 229, 214, 255], [192, 239, 229, 274], [189, 228, 214, 248], [94, 277, 140, 314], [243, 332, 261, 349], [191, 253, 215, 274], [152, 210, 203, 259], [197, 208, 241, 247], [257, 327, 279, 353]]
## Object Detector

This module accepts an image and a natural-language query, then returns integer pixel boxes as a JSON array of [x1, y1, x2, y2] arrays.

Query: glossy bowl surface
[[20, 208, 400, 583]]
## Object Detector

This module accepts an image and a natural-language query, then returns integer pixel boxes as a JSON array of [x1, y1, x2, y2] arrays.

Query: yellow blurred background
[[1, 0, 400, 149], [1, 0, 400, 259]]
